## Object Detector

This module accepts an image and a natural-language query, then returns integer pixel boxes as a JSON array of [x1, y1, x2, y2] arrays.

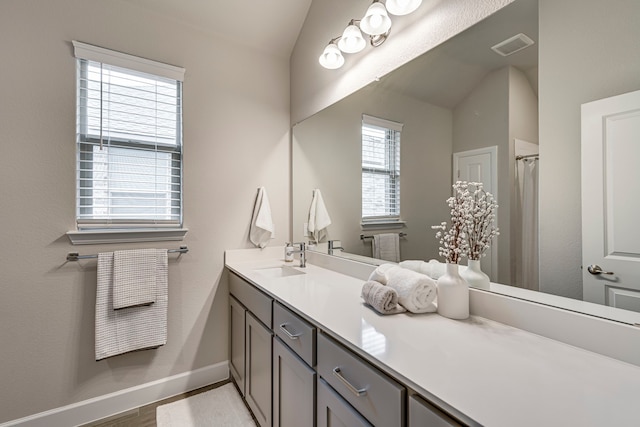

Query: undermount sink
[[255, 266, 305, 278]]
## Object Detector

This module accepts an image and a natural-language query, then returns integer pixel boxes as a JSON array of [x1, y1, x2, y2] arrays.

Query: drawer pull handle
[[279, 323, 302, 340], [332, 367, 367, 397]]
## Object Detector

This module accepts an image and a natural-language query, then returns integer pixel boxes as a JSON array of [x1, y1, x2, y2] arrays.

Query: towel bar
[[360, 233, 406, 240], [66, 246, 189, 262]]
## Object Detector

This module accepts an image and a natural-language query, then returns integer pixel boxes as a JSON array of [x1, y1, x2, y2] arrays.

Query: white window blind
[[362, 115, 402, 222], [73, 41, 185, 230]]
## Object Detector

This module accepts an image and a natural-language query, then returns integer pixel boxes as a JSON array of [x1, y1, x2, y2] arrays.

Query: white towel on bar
[[96, 249, 168, 360], [113, 249, 157, 310], [372, 233, 400, 262], [249, 187, 274, 248], [308, 189, 332, 243]]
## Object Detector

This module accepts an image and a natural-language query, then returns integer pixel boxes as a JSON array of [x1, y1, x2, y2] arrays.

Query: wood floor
[[80, 379, 256, 427]]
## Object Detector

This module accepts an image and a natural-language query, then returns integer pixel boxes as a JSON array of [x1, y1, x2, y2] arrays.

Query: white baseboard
[[1, 361, 229, 427]]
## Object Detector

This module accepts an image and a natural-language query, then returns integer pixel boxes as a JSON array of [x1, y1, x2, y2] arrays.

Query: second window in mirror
[[361, 114, 403, 227]]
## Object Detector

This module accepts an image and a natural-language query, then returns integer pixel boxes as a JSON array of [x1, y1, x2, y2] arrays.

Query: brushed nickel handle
[[332, 367, 367, 397], [279, 323, 302, 340], [587, 264, 614, 275]]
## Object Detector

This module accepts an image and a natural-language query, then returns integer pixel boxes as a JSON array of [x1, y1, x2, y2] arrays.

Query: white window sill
[[360, 220, 406, 230], [66, 228, 188, 245]]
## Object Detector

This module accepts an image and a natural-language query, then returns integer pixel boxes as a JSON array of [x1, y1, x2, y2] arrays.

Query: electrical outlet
[[303, 222, 309, 237]]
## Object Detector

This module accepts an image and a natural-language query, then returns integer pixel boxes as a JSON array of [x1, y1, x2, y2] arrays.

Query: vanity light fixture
[[338, 21, 367, 53], [319, 40, 345, 69], [360, 1, 392, 36], [318, 0, 423, 69], [385, 0, 423, 16]]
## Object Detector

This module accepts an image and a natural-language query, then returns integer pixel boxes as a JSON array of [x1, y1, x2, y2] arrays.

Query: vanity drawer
[[317, 332, 405, 426], [409, 394, 464, 427], [274, 302, 316, 367], [229, 272, 273, 328]]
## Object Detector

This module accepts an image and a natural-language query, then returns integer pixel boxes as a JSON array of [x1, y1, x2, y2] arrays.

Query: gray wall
[[293, 86, 452, 260], [538, 0, 640, 298], [452, 66, 538, 284], [0, 0, 290, 422]]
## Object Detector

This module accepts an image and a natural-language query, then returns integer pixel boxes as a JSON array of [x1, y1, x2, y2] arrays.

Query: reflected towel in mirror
[[308, 189, 332, 242], [372, 233, 400, 262]]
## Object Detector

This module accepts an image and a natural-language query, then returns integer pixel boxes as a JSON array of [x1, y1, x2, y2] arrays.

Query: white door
[[582, 89, 640, 312], [453, 147, 498, 280]]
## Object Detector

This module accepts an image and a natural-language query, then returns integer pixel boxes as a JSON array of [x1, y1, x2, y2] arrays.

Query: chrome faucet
[[327, 240, 344, 255], [290, 242, 306, 267]]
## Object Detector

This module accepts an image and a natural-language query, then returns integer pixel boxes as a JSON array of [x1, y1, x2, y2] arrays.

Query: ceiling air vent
[[491, 33, 535, 57]]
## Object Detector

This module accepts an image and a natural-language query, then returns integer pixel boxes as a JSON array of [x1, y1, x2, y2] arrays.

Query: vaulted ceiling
[[120, 0, 313, 59]]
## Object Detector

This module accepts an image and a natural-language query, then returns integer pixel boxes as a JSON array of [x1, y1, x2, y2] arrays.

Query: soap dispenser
[[284, 242, 294, 262]]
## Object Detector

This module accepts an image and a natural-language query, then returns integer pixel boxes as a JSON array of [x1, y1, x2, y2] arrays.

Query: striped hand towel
[[95, 249, 168, 360]]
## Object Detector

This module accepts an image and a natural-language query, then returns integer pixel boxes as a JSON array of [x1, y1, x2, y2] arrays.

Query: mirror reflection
[[292, 0, 640, 323]]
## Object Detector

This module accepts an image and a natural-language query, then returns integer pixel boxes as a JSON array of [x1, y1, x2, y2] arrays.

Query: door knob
[[587, 264, 614, 275]]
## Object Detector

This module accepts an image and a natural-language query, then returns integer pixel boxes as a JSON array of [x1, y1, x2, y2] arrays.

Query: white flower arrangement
[[432, 181, 499, 263]]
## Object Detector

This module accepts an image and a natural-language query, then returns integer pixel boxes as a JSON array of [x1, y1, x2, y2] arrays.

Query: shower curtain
[[516, 158, 539, 291]]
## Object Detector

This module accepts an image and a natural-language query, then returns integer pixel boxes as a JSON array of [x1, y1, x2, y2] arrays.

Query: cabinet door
[[273, 337, 316, 427], [409, 395, 463, 427], [317, 379, 372, 427], [246, 312, 273, 427], [230, 296, 246, 396]]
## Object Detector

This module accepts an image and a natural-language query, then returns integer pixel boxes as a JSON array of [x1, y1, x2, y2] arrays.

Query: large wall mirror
[[293, 0, 640, 324]]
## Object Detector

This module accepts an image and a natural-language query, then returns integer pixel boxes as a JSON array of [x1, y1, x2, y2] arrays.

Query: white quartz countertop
[[225, 248, 640, 427]]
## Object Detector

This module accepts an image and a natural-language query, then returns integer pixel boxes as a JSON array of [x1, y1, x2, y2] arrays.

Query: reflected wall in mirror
[[293, 0, 640, 323], [294, 0, 538, 284]]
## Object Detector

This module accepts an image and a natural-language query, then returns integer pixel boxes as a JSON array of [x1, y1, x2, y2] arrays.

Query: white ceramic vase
[[436, 263, 469, 320], [461, 259, 490, 290]]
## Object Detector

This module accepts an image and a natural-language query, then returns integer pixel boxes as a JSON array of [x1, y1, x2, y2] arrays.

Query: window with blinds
[[361, 115, 402, 222], [73, 42, 184, 230]]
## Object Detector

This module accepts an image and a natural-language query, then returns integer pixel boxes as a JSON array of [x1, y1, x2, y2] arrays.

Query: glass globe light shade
[[318, 43, 345, 69], [338, 24, 366, 53], [360, 2, 392, 36], [385, 0, 422, 16]]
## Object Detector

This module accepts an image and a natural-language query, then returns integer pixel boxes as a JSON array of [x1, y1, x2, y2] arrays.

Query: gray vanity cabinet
[[317, 378, 372, 427], [229, 295, 246, 396], [246, 312, 273, 427], [272, 301, 317, 427], [229, 272, 274, 427], [228, 269, 474, 427], [409, 395, 463, 427], [273, 336, 316, 427]]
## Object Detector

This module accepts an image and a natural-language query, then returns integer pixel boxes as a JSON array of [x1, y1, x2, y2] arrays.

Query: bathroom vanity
[[225, 247, 640, 427]]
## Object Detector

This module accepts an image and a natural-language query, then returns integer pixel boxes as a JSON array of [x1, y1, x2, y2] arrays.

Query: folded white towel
[[372, 233, 400, 262], [96, 250, 168, 360], [249, 187, 274, 248], [399, 259, 466, 280], [368, 263, 396, 284], [113, 248, 157, 310], [369, 265, 437, 313], [361, 281, 406, 315], [308, 189, 332, 243], [399, 259, 443, 279]]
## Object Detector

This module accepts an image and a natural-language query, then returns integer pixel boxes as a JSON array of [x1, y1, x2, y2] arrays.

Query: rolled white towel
[[361, 281, 406, 315], [367, 263, 396, 284], [370, 265, 437, 313]]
